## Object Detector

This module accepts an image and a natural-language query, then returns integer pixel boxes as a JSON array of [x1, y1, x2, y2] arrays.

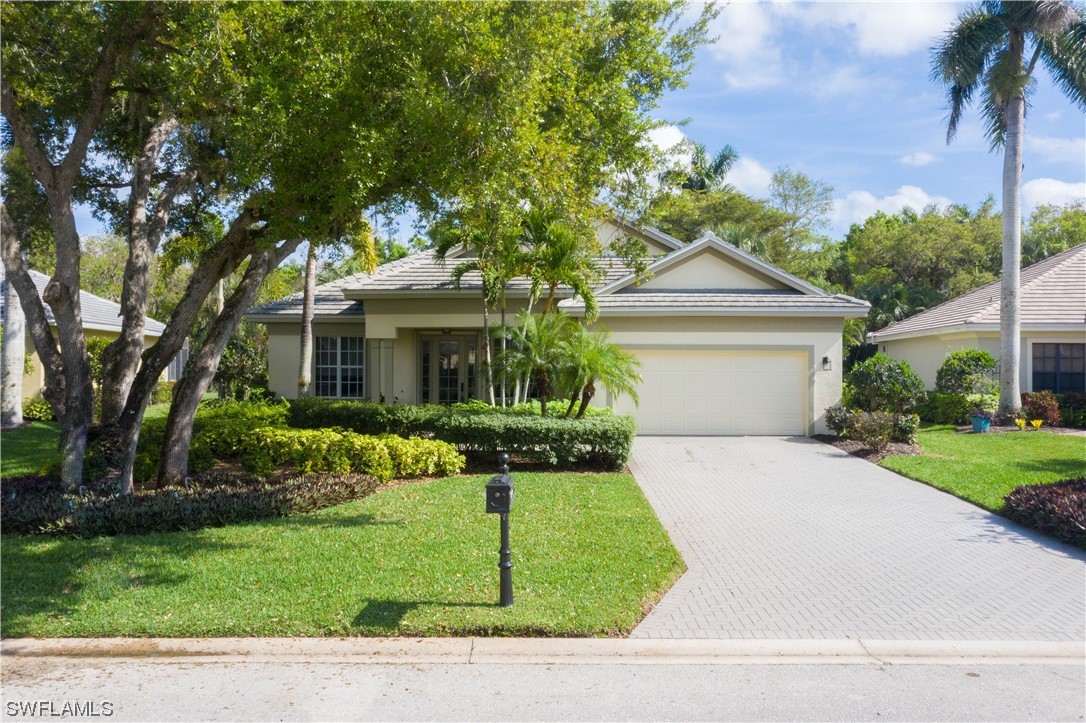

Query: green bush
[[1004, 478, 1086, 549], [935, 349, 997, 394], [825, 405, 855, 437], [151, 380, 174, 405], [288, 397, 637, 470], [237, 426, 464, 482], [1021, 391, 1061, 426], [851, 411, 895, 451], [1059, 393, 1086, 428], [0, 472, 380, 538], [920, 392, 999, 424], [892, 413, 921, 445], [21, 398, 54, 421], [845, 354, 926, 413], [450, 399, 613, 418]]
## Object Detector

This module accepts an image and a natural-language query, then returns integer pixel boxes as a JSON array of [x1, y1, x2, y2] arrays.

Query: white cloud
[[1022, 178, 1086, 211], [648, 124, 689, 158], [797, 2, 961, 57], [899, 151, 938, 167], [832, 185, 953, 228], [1027, 135, 1086, 164], [704, 2, 784, 89], [729, 157, 774, 196]]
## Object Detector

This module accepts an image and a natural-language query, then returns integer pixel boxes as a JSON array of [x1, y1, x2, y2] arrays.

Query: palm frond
[[1037, 15, 1086, 109], [931, 6, 1007, 142], [1005, 0, 1079, 34]]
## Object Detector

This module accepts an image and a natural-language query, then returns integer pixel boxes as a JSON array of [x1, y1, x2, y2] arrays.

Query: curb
[[4, 637, 1083, 666]]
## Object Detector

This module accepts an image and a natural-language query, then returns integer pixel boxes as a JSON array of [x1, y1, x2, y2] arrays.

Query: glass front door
[[420, 334, 478, 404]]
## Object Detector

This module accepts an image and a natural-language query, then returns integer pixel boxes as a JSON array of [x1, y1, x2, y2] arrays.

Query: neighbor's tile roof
[[246, 272, 370, 319], [869, 243, 1086, 341], [559, 289, 870, 314], [0, 267, 166, 336]]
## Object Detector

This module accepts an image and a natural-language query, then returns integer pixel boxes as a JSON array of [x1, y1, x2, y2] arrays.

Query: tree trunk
[[999, 94, 1024, 415], [298, 242, 317, 397], [499, 295, 506, 407], [563, 391, 578, 418], [107, 207, 265, 494], [2, 256, 26, 428], [536, 370, 549, 417], [482, 296, 495, 405], [158, 239, 303, 486], [575, 380, 595, 419]]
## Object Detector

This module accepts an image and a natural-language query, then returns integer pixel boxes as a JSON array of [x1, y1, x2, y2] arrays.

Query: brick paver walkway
[[630, 436, 1086, 641]]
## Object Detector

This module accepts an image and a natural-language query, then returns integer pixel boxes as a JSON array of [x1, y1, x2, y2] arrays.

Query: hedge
[[1059, 392, 1086, 428], [920, 392, 998, 425], [1004, 478, 1086, 549], [825, 406, 919, 446], [237, 427, 465, 482], [935, 349, 997, 395], [845, 354, 926, 413], [0, 471, 380, 538], [287, 397, 637, 470]]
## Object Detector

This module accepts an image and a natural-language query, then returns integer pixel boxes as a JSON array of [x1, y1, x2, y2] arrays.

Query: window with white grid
[[315, 336, 365, 398]]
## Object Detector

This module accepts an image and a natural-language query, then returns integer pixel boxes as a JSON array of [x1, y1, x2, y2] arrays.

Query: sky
[[650, 0, 1085, 238], [73, 0, 1086, 243]]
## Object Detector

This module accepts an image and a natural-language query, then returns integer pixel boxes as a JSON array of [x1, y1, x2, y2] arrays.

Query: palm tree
[[560, 324, 641, 419], [932, 0, 1086, 413], [707, 222, 770, 259], [661, 141, 739, 192], [492, 310, 574, 417], [522, 208, 600, 319]]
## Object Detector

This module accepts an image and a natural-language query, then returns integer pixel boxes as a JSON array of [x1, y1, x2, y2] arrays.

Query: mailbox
[[485, 455, 514, 514]]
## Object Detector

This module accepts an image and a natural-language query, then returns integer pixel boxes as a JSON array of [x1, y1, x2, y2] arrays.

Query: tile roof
[[869, 243, 1086, 341], [246, 273, 369, 319], [559, 289, 869, 315], [0, 267, 165, 336]]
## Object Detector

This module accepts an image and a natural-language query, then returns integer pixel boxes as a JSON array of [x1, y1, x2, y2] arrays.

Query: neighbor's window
[[315, 336, 365, 398], [1032, 343, 1085, 394]]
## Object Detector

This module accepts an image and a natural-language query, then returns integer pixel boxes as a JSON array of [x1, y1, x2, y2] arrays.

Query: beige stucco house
[[868, 243, 1086, 394], [247, 218, 869, 436], [1, 268, 172, 398]]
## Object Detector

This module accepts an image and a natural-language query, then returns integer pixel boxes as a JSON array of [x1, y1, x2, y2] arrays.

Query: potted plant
[[969, 408, 994, 433]]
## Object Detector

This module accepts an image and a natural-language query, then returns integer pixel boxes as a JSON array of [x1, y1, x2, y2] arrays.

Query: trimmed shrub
[[0, 471, 380, 538], [1021, 391, 1061, 426], [450, 399, 612, 418], [237, 426, 463, 482], [287, 397, 637, 470], [1059, 392, 1086, 428], [22, 398, 54, 421], [892, 413, 921, 444], [851, 411, 895, 451], [846, 354, 926, 413], [935, 349, 997, 394], [920, 392, 999, 425], [825, 406, 856, 437], [1004, 479, 1086, 549]]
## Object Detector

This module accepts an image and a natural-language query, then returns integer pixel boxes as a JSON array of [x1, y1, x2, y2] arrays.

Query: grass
[[1, 472, 684, 638], [0, 404, 172, 480], [880, 424, 1086, 512]]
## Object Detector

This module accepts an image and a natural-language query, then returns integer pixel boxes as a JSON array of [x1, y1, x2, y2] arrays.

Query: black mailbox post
[[485, 453, 514, 607]]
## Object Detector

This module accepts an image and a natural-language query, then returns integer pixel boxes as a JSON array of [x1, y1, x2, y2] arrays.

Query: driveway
[[629, 436, 1086, 641]]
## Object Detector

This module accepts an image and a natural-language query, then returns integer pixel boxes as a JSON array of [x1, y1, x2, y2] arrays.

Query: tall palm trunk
[[482, 296, 495, 405], [298, 242, 317, 397], [999, 93, 1024, 414]]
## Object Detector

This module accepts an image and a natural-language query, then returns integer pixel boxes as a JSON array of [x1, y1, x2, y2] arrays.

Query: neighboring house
[[247, 218, 869, 435], [868, 243, 1086, 394], [0, 268, 185, 398]]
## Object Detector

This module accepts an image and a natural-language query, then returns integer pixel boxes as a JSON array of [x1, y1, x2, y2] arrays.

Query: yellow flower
[[1030, 419, 1043, 430], [1014, 418, 1026, 430]]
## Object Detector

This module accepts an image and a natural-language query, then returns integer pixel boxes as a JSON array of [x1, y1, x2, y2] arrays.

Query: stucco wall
[[595, 315, 845, 435], [880, 330, 1085, 391], [21, 329, 160, 399], [638, 250, 788, 291], [266, 320, 366, 400]]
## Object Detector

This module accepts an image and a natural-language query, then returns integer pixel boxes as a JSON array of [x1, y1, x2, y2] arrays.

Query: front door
[[419, 334, 479, 404]]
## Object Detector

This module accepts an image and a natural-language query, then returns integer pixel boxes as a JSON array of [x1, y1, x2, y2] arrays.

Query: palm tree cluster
[[493, 310, 641, 418], [660, 141, 739, 192]]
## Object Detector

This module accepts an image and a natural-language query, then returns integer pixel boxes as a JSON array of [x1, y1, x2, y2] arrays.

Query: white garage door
[[615, 350, 807, 435]]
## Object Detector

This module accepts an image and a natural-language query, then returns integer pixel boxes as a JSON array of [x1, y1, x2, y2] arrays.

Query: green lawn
[[1, 471, 684, 638], [880, 425, 1086, 511], [0, 404, 172, 480]]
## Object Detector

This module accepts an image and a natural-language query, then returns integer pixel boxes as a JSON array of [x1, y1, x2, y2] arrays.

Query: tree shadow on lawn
[[0, 532, 247, 637], [1011, 457, 1086, 479], [273, 510, 404, 530], [352, 598, 499, 632]]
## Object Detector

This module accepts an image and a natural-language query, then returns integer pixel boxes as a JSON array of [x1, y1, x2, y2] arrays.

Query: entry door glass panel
[[437, 339, 461, 404], [420, 334, 478, 404]]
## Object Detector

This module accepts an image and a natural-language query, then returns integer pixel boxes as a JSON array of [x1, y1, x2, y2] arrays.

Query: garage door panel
[[616, 350, 807, 436]]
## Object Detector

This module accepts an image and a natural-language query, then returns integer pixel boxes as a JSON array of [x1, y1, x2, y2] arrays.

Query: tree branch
[[0, 83, 58, 192]]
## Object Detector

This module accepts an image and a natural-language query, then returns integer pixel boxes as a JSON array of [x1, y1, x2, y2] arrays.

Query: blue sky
[[74, 1, 1085, 243], [652, 0, 1086, 237]]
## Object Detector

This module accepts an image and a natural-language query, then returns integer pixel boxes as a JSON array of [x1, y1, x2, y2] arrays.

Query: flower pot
[[970, 416, 991, 433]]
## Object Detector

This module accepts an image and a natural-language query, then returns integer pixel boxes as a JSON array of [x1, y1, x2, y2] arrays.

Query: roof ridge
[[1020, 242, 1086, 293]]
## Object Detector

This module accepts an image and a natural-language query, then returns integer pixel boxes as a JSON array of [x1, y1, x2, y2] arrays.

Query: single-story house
[[867, 242, 1086, 394], [0, 267, 183, 398], [247, 217, 870, 435]]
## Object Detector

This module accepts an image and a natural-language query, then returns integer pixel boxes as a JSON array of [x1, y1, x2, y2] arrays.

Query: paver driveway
[[630, 436, 1086, 641]]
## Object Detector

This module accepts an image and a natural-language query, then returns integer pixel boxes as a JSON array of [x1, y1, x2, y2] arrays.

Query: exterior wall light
[[822, 355, 832, 371]]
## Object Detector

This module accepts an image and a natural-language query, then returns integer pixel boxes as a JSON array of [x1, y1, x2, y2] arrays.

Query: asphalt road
[[3, 657, 1084, 722]]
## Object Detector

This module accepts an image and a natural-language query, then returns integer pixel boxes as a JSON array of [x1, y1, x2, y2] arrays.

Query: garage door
[[614, 350, 807, 435]]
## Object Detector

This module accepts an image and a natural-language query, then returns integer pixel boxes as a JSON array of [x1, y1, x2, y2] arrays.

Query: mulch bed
[[812, 434, 920, 464], [953, 424, 1086, 436]]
